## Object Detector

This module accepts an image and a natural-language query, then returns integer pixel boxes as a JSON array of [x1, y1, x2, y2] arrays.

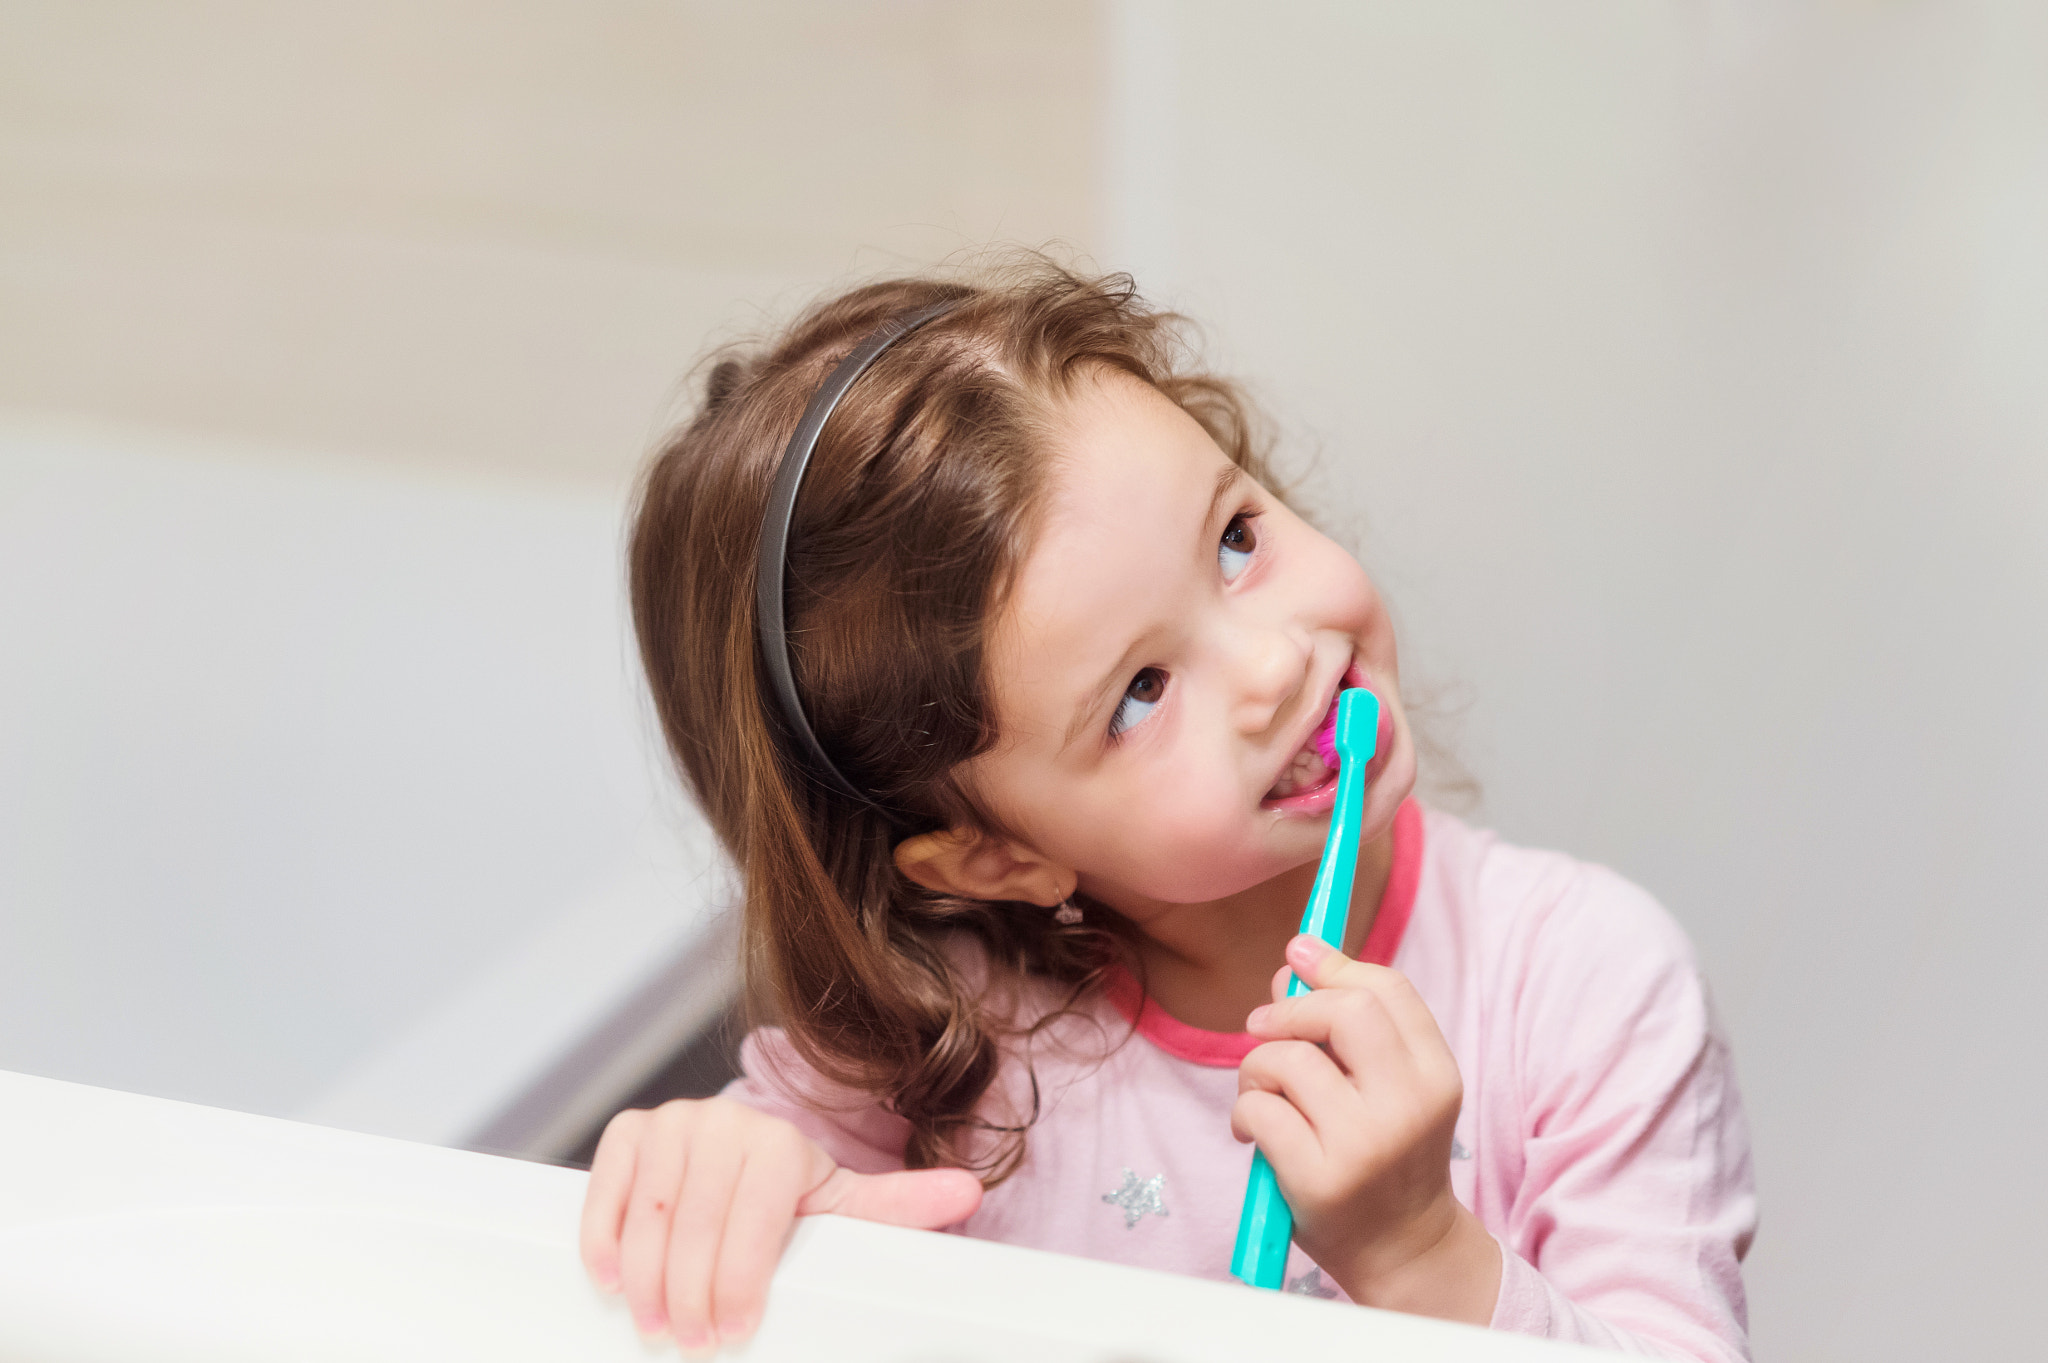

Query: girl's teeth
[[1265, 742, 1334, 800]]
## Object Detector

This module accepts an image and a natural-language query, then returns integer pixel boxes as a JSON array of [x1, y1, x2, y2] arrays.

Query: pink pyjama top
[[727, 801, 1756, 1360]]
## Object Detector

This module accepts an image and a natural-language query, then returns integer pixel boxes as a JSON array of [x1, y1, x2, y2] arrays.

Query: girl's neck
[[1127, 827, 1397, 1034]]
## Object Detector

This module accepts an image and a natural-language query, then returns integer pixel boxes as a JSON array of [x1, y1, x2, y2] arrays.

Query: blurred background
[[2, 1, 2042, 1358]]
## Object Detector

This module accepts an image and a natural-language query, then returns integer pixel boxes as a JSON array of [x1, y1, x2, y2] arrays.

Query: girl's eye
[[1219, 513, 1260, 582], [1109, 667, 1168, 739]]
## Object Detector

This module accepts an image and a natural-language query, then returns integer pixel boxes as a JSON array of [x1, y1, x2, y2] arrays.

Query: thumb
[[797, 1165, 984, 1230], [1285, 932, 1355, 989]]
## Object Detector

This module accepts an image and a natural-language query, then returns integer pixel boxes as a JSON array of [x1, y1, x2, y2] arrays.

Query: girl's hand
[[579, 1096, 983, 1354], [1232, 935, 1501, 1324]]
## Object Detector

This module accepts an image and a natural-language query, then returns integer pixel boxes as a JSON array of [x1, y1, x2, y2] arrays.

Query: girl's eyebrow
[[1204, 463, 1247, 529], [1059, 462, 1249, 751], [1063, 636, 1148, 751]]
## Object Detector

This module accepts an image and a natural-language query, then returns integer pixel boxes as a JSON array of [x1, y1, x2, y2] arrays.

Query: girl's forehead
[[988, 376, 1239, 726], [1039, 373, 1230, 523]]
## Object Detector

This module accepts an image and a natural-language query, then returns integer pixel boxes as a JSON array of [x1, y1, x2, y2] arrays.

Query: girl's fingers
[[579, 1107, 646, 1292], [579, 1098, 986, 1355], [1237, 1038, 1356, 1145], [1286, 934, 1394, 999], [1230, 1087, 1321, 1175], [707, 1150, 980, 1348], [1248, 986, 1409, 1081], [1269, 962, 1296, 1005], [615, 1103, 692, 1339], [707, 1130, 819, 1347], [799, 1165, 985, 1229], [661, 1109, 748, 1352], [1282, 936, 1453, 1067]]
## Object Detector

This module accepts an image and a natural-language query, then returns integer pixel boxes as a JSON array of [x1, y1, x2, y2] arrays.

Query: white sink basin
[[0, 1070, 1592, 1362]]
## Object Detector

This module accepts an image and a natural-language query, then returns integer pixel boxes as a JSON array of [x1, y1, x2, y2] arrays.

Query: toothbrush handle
[[1233, 967, 1317, 1289], [1232, 1150, 1295, 1289], [1229, 688, 1377, 1290]]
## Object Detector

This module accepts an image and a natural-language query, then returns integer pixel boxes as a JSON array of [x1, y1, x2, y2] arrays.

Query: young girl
[[579, 261, 1754, 1359]]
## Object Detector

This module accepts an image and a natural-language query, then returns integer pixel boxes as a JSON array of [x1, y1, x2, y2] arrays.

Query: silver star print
[[1101, 1167, 1169, 1228], [1285, 1267, 1340, 1299], [1450, 1137, 1472, 1160]]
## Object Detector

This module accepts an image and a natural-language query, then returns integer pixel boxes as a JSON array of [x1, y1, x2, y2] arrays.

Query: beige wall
[[0, 2, 1104, 484]]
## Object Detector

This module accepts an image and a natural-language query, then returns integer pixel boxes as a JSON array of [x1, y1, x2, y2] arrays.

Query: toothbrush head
[[1314, 715, 1341, 771], [1333, 688, 1380, 766]]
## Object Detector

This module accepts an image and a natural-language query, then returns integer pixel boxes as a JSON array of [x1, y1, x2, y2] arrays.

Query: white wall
[[0, 414, 714, 1132], [1104, 2, 2048, 1358]]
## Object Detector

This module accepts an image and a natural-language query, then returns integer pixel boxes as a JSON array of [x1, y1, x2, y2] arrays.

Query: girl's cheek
[[1125, 799, 1278, 901], [1295, 524, 1383, 643]]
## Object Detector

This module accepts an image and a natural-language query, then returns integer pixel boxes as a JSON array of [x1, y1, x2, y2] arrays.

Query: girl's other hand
[[579, 1097, 983, 1355], [1233, 935, 1501, 1324]]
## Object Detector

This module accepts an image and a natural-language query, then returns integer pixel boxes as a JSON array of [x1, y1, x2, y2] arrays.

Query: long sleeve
[[1477, 859, 1756, 1360], [722, 1026, 912, 1176]]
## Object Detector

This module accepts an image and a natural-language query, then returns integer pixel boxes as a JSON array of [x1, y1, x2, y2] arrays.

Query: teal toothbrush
[[1230, 686, 1380, 1290]]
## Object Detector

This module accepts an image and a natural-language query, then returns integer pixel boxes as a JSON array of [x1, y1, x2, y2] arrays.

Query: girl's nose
[[1226, 621, 1311, 736]]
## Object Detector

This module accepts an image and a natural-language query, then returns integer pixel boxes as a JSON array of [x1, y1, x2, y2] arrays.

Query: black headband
[[754, 298, 962, 813]]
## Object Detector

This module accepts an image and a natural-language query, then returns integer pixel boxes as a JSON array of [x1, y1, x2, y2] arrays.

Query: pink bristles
[[1314, 712, 1341, 770]]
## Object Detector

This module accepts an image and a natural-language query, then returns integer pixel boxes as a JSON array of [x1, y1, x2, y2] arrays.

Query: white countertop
[[0, 1069, 1600, 1361]]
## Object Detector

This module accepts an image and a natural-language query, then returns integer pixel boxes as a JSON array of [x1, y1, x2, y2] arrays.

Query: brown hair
[[629, 255, 1276, 1181]]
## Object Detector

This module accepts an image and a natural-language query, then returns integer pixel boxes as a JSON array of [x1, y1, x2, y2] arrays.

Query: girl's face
[[969, 371, 1417, 920]]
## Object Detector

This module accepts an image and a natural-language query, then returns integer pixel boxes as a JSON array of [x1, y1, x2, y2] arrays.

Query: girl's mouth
[[1263, 692, 1343, 802], [1260, 663, 1384, 811]]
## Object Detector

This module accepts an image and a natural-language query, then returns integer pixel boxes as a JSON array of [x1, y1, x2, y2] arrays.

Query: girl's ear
[[893, 826, 1076, 908]]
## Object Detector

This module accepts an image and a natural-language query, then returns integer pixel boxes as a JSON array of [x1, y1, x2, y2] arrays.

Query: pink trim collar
[[1104, 798, 1425, 1068]]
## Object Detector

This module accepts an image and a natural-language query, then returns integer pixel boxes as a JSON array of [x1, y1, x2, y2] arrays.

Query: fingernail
[[635, 1314, 670, 1341], [1245, 1004, 1272, 1030], [592, 1267, 620, 1294], [719, 1316, 756, 1346], [676, 1328, 716, 1357], [1287, 934, 1326, 966]]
